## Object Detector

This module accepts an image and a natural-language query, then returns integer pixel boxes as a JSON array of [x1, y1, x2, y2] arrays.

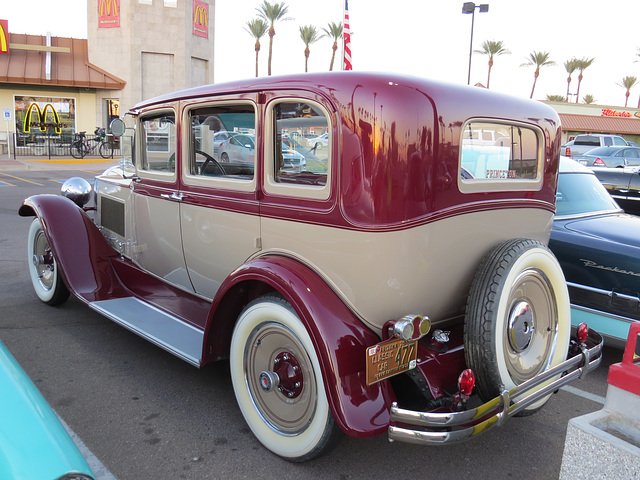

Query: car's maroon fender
[[19, 194, 126, 303], [207, 254, 396, 438]]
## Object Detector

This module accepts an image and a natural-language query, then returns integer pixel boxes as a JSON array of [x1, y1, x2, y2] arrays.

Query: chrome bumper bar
[[388, 331, 603, 445]]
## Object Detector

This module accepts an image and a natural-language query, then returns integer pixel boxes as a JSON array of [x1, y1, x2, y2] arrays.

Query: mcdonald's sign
[[23, 103, 62, 135], [98, 0, 120, 29], [193, 1, 209, 38], [0, 20, 9, 55]]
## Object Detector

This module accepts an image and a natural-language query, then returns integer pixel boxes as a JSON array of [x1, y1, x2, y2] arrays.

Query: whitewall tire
[[230, 294, 341, 461]]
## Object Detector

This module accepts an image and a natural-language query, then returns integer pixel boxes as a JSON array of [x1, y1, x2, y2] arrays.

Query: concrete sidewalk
[[0, 155, 119, 171]]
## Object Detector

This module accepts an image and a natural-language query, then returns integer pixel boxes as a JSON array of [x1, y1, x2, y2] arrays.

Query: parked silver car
[[575, 146, 640, 167]]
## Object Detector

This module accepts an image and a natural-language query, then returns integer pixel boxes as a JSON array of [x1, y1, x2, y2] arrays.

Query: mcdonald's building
[[0, 0, 213, 155]]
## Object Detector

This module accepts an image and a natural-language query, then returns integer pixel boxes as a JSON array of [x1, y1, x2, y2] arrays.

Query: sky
[[3, 0, 640, 107]]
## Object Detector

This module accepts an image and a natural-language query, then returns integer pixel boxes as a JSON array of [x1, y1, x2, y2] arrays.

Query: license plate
[[365, 338, 418, 385]]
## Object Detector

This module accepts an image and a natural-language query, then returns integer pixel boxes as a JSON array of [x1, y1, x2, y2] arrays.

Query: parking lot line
[[0, 180, 15, 186], [0, 171, 44, 186], [560, 385, 606, 405]]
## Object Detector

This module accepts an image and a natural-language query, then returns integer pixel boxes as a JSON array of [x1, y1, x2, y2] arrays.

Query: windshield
[[556, 172, 620, 216]]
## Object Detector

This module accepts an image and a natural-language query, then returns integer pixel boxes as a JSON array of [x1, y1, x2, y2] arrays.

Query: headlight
[[61, 177, 93, 207]]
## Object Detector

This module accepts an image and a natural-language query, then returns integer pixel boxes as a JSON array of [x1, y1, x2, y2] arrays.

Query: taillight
[[458, 369, 475, 397], [566, 147, 571, 157], [594, 158, 606, 166], [577, 322, 589, 344]]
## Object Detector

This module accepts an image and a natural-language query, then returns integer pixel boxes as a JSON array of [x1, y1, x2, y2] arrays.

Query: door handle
[[160, 192, 184, 201]]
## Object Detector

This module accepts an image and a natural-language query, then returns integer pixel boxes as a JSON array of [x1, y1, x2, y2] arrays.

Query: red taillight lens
[[594, 158, 606, 166], [577, 322, 589, 344], [566, 147, 571, 157], [458, 369, 475, 397]]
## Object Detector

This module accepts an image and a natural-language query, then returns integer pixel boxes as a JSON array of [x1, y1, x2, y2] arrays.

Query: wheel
[[27, 218, 70, 306], [197, 150, 226, 175], [99, 141, 113, 159], [70, 141, 85, 159], [230, 294, 341, 461], [464, 239, 570, 414]]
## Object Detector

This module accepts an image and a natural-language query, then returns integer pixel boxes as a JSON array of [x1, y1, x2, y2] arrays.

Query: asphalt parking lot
[[0, 157, 625, 480]]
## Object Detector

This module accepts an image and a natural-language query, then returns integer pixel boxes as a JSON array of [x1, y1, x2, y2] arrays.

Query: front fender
[[19, 194, 126, 303], [209, 255, 396, 438]]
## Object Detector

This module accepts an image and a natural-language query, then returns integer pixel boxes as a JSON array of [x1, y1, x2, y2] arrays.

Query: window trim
[[181, 99, 258, 192], [458, 118, 545, 194], [136, 108, 178, 183], [263, 97, 332, 200]]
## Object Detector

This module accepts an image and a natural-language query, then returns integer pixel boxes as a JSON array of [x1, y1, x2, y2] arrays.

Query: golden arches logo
[[99, 0, 119, 17], [0, 20, 9, 54], [24, 103, 62, 134], [194, 5, 208, 27]]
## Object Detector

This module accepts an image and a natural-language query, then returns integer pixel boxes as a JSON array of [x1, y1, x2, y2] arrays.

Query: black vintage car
[[549, 158, 640, 347], [592, 166, 640, 216]]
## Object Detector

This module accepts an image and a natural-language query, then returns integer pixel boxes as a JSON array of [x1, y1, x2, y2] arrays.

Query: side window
[[273, 101, 329, 186], [614, 137, 627, 146], [459, 120, 542, 192], [139, 113, 176, 173], [188, 105, 255, 180], [604, 137, 613, 146]]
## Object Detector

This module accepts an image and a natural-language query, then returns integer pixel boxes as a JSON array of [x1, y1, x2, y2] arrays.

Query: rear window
[[574, 136, 601, 146], [459, 120, 543, 192]]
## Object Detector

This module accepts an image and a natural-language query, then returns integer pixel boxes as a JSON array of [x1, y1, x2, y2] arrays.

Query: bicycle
[[70, 127, 113, 159]]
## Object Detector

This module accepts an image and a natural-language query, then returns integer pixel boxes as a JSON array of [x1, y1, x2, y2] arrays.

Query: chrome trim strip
[[566, 281, 640, 303], [90, 297, 203, 367], [388, 331, 603, 445]]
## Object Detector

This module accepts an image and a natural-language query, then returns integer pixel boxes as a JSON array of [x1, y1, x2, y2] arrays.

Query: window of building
[[459, 120, 543, 193], [139, 112, 176, 174], [187, 104, 256, 182]]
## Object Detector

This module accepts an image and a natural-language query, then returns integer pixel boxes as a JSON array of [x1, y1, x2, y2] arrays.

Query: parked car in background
[[305, 132, 329, 151], [563, 133, 629, 157], [0, 339, 94, 480], [549, 158, 640, 348], [574, 145, 640, 168], [591, 166, 640, 215], [19, 72, 602, 461]]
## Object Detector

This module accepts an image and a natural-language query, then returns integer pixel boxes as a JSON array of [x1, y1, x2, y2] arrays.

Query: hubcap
[[32, 231, 55, 291], [503, 268, 558, 384], [508, 301, 534, 352], [244, 322, 316, 435]]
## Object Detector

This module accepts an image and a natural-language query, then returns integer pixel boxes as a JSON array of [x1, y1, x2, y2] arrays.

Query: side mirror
[[109, 118, 126, 137]]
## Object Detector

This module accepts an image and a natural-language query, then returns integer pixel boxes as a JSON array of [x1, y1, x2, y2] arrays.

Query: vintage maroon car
[[20, 72, 602, 461]]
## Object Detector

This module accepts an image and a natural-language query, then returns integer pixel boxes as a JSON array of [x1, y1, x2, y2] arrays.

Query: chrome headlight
[[61, 177, 93, 207]]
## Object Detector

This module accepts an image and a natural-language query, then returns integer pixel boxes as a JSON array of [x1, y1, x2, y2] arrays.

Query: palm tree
[[583, 94, 596, 104], [299, 25, 323, 73], [256, 1, 291, 76], [546, 94, 566, 102], [322, 22, 343, 71], [617, 76, 638, 107], [521, 51, 555, 99], [474, 40, 509, 89], [563, 58, 579, 102], [245, 18, 269, 78], [574, 57, 595, 104]]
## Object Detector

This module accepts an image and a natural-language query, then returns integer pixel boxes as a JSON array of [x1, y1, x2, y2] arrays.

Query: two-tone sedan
[[549, 158, 640, 347]]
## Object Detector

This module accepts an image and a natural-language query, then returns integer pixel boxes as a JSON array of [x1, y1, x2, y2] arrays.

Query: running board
[[89, 297, 204, 367]]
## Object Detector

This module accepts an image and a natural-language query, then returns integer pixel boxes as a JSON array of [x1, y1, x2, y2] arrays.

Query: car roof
[[559, 156, 593, 174]]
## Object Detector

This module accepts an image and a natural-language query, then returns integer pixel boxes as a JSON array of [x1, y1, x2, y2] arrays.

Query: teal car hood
[[0, 339, 94, 480]]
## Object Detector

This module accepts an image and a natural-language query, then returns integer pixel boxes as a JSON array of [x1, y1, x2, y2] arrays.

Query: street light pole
[[462, 2, 489, 85]]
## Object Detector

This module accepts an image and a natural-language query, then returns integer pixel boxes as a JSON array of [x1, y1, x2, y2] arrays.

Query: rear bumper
[[388, 329, 603, 445]]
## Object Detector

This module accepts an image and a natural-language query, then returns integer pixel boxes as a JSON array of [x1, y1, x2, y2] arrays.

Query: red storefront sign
[[193, 1, 209, 38], [0, 20, 9, 54], [99, 0, 120, 29]]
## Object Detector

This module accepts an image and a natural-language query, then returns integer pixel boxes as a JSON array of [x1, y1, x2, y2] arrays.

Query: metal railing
[[12, 133, 121, 159]]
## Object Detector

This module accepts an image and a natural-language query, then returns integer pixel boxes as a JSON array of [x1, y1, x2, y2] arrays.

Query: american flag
[[343, 0, 352, 70]]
